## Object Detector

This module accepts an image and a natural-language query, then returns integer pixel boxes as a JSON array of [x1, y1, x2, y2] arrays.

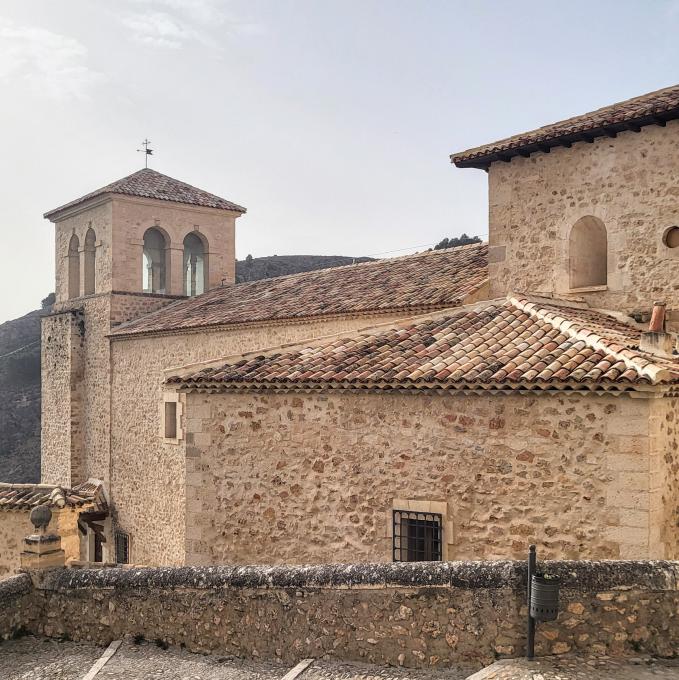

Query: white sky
[[1, 0, 678, 322]]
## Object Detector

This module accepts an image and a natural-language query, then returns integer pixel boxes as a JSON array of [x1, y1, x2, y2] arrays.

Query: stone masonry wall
[[41, 310, 84, 486], [487, 120, 679, 319], [109, 291, 183, 327], [0, 573, 33, 638], [5, 561, 679, 667], [184, 389, 667, 565], [41, 292, 180, 489], [650, 397, 679, 558], [109, 313, 408, 567]]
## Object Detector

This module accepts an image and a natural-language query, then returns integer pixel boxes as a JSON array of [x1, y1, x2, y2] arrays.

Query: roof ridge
[[510, 296, 671, 384]]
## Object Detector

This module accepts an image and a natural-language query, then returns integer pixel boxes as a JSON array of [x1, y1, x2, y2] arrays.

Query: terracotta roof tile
[[452, 84, 679, 168], [44, 168, 246, 219], [112, 243, 489, 337], [167, 297, 679, 392], [0, 480, 107, 512]]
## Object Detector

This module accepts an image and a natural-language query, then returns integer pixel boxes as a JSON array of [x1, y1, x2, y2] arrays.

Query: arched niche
[[83, 228, 96, 295], [569, 216, 607, 289], [142, 227, 169, 293], [183, 232, 208, 296], [68, 234, 80, 299]]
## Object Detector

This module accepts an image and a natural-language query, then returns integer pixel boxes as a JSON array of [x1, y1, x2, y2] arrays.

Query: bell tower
[[40, 168, 246, 487]]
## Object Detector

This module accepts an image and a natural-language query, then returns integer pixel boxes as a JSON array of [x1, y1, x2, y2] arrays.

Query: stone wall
[[0, 573, 33, 638], [487, 120, 679, 321], [650, 397, 679, 558], [183, 389, 672, 565], [109, 313, 408, 566], [0, 509, 81, 580], [4, 561, 679, 667], [41, 292, 180, 489], [41, 310, 85, 486]]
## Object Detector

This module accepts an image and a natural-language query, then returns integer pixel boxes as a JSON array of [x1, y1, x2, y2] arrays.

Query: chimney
[[639, 301, 676, 359]]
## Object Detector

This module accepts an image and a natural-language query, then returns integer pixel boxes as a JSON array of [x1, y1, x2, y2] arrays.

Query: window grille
[[392, 510, 442, 562], [115, 530, 130, 564]]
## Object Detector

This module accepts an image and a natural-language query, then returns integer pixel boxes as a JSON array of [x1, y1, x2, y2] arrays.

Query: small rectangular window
[[115, 530, 130, 564], [164, 401, 177, 439], [393, 510, 442, 562]]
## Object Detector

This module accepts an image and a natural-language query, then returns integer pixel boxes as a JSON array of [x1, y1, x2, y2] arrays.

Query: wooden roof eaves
[[452, 109, 679, 170], [173, 379, 671, 398]]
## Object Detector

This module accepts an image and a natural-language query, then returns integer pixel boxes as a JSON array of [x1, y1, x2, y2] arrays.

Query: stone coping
[[0, 573, 32, 603], [36, 559, 679, 593]]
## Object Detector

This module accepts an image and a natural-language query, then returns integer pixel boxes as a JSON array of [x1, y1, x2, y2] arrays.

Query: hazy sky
[[1, 0, 678, 322]]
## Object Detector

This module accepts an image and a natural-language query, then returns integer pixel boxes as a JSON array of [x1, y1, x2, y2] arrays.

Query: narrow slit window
[[164, 401, 177, 439], [392, 510, 442, 562], [114, 530, 129, 564], [94, 532, 103, 563]]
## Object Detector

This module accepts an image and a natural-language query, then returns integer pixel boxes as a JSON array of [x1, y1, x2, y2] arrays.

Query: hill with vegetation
[[235, 254, 373, 282], [0, 307, 45, 482]]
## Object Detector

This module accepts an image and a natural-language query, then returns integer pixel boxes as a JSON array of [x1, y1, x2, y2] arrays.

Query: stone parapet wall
[[0, 574, 33, 638], [4, 560, 679, 668]]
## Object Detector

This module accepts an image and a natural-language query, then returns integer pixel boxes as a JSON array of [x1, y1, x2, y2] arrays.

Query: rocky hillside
[[0, 254, 371, 483], [235, 254, 372, 282], [0, 308, 43, 482]]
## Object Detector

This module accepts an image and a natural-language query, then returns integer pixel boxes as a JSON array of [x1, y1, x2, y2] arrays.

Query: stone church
[[2, 83, 679, 575]]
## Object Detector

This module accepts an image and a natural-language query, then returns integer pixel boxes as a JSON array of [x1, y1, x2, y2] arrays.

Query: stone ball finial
[[30, 504, 52, 531]]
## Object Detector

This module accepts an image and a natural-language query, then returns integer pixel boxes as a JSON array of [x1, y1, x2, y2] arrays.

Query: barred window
[[392, 510, 442, 562], [115, 530, 129, 564]]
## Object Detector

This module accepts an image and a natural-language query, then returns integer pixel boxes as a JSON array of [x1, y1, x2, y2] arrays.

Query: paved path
[[0, 637, 103, 680], [0, 637, 476, 679], [2, 637, 678, 679], [302, 659, 478, 679], [468, 656, 679, 679]]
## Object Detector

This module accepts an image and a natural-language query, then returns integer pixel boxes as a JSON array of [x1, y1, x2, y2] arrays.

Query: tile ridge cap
[[510, 296, 669, 384]]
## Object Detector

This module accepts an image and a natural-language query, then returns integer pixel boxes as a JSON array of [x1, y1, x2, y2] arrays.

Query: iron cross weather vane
[[137, 138, 153, 168]]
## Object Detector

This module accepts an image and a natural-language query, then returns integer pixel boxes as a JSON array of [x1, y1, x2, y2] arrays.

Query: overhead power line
[[364, 232, 489, 258], [0, 339, 40, 362]]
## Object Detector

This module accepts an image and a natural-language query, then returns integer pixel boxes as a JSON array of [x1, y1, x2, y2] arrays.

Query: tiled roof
[[111, 243, 489, 337], [44, 168, 246, 219], [167, 297, 679, 392], [452, 84, 679, 169], [0, 479, 107, 512]]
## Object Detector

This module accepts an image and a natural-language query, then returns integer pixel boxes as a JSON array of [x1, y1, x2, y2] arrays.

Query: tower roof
[[44, 168, 246, 220]]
